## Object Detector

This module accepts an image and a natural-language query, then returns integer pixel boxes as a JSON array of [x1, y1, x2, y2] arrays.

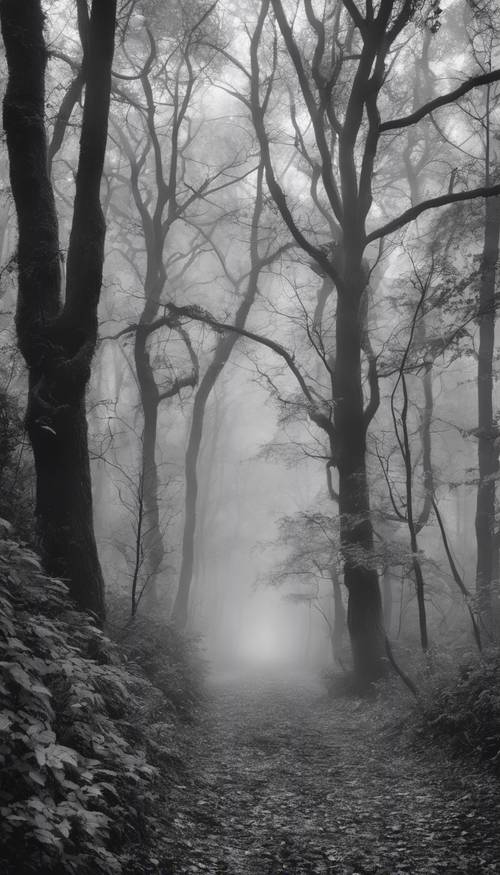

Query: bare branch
[[367, 183, 500, 243], [380, 69, 500, 132]]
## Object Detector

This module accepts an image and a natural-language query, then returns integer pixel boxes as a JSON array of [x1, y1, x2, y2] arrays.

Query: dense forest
[[1, 0, 500, 872]]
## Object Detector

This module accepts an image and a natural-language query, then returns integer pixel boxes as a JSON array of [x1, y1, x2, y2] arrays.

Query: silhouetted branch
[[380, 69, 500, 132], [367, 184, 500, 242]]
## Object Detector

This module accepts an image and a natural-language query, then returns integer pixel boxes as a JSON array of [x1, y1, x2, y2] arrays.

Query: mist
[[1, 0, 500, 872]]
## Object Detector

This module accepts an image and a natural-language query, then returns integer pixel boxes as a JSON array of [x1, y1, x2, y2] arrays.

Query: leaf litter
[[159, 672, 500, 874]]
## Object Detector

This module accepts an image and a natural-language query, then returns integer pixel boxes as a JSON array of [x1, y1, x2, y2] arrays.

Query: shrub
[[0, 389, 35, 542], [0, 532, 184, 873], [106, 596, 206, 722], [413, 649, 500, 768]]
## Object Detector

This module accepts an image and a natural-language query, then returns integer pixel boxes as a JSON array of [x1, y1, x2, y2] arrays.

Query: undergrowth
[[0, 525, 199, 873], [106, 596, 205, 723], [324, 642, 500, 775], [413, 649, 500, 769]]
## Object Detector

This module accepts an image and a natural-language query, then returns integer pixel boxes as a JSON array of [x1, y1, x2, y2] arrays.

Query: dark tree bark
[[0, 0, 117, 620], [475, 193, 500, 636], [334, 285, 385, 683]]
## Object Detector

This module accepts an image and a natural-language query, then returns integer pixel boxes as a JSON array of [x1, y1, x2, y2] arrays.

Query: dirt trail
[[162, 670, 500, 874]]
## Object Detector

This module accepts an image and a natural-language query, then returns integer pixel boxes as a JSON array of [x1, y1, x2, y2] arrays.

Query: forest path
[[163, 669, 500, 874]]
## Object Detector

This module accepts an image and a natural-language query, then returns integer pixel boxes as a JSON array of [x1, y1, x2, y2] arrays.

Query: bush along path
[[161, 671, 500, 875], [0, 530, 194, 874]]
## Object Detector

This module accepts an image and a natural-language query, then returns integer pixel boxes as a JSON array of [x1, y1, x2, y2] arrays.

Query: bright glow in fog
[[237, 598, 289, 664], [208, 589, 329, 670]]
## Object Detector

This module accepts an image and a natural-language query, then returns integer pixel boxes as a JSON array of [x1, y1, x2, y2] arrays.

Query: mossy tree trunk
[[0, 0, 117, 620]]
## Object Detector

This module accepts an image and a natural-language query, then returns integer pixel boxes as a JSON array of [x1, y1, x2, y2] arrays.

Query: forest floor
[[159, 668, 500, 875]]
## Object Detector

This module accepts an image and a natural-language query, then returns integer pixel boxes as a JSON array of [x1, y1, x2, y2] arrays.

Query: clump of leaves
[[0, 533, 181, 873], [413, 649, 500, 768], [0, 389, 35, 542]]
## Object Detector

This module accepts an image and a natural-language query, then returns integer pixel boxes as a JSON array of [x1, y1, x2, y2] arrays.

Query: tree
[[0, 0, 117, 619], [103, 3, 251, 609], [172, 156, 291, 627], [467, 5, 500, 638], [270, 508, 347, 666], [243, 0, 500, 686]]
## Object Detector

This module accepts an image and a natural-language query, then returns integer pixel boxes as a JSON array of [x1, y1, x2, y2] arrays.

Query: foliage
[[0, 388, 35, 542], [106, 596, 205, 723], [0, 533, 195, 873], [413, 649, 500, 768]]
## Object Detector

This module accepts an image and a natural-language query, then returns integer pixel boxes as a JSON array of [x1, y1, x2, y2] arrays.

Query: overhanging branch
[[165, 302, 317, 406], [380, 69, 500, 132], [367, 183, 500, 243]]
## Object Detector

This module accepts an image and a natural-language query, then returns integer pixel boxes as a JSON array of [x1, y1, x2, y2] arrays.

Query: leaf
[[21, 555, 42, 571], [36, 729, 56, 745], [34, 828, 61, 848], [56, 818, 71, 839], [7, 663, 33, 691], [27, 798, 47, 812], [34, 746, 46, 768], [6, 637, 29, 651], [28, 770, 46, 787], [53, 745, 78, 767], [0, 713, 12, 732], [31, 683, 52, 698]]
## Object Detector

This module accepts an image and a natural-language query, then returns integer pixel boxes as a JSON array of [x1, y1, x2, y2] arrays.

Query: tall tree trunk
[[0, 0, 116, 620], [28, 394, 105, 616], [475, 192, 500, 637], [171, 366, 218, 628], [334, 287, 386, 686], [172, 294, 259, 627], [134, 321, 164, 608]]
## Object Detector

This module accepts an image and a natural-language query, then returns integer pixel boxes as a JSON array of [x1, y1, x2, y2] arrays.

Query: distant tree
[[0, 0, 117, 619], [171, 156, 291, 628], [271, 509, 347, 666], [102, 2, 250, 610]]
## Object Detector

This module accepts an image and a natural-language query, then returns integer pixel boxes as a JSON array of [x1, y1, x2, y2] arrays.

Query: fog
[[3, 1, 500, 871], [1, 0, 499, 681]]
